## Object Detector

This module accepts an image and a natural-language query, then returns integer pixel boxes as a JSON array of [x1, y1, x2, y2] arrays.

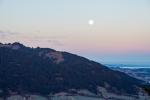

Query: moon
[[88, 20, 94, 25]]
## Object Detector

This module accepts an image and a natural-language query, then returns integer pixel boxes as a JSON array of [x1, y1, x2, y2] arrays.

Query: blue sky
[[0, 0, 150, 65]]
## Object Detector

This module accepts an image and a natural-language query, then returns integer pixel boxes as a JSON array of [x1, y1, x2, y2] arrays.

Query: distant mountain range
[[111, 67, 150, 84], [106, 64, 150, 69], [0, 42, 146, 97]]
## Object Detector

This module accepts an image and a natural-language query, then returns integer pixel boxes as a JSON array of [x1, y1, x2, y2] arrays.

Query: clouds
[[0, 30, 64, 49], [0, 30, 19, 37], [32, 35, 65, 47], [29, 35, 65, 47], [0, 30, 22, 44], [47, 39, 63, 46]]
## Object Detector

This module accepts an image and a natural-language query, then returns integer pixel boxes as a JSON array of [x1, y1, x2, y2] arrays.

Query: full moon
[[88, 20, 94, 25]]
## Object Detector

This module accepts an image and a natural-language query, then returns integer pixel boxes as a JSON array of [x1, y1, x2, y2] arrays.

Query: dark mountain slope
[[0, 42, 143, 96], [143, 85, 150, 95]]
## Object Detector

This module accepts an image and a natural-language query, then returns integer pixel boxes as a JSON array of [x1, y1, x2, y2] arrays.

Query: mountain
[[110, 67, 150, 84], [143, 85, 150, 96], [0, 42, 144, 97]]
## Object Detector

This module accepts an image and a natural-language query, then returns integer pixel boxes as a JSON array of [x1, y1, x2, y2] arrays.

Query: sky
[[0, 0, 150, 65]]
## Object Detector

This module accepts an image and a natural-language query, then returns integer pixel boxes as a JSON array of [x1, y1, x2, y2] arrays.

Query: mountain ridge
[[0, 42, 144, 97]]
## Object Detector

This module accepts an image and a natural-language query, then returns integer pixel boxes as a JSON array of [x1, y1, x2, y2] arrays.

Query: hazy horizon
[[0, 0, 150, 65]]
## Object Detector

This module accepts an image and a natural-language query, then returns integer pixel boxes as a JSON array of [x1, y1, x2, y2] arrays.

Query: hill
[[0, 42, 143, 97]]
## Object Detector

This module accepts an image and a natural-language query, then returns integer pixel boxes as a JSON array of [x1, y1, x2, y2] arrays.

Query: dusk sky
[[0, 0, 150, 64]]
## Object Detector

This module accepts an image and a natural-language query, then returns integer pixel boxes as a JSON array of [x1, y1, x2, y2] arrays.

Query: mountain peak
[[0, 42, 25, 50], [12, 42, 24, 46]]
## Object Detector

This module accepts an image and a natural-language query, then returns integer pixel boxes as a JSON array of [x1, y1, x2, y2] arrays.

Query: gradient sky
[[0, 0, 150, 65]]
